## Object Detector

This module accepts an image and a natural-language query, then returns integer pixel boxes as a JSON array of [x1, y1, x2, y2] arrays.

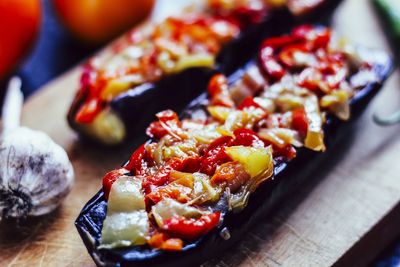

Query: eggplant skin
[[75, 46, 393, 267], [67, 0, 344, 146]]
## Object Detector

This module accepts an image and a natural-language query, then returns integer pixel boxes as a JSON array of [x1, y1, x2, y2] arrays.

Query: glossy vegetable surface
[[75, 29, 393, 265]]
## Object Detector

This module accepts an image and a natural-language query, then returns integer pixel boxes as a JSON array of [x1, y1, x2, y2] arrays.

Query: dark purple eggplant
[[75, 45, 393, 266], [67, 0, 343, 146]]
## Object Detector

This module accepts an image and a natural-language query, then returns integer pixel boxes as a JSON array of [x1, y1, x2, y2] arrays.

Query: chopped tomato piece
[[261, 35, 301, 49], [102, 168, 129, 199], [146, 183, 192, 205], [146, 121, 169, 139], [278, 44, 309, 68], [232, 128, 263, 147], [272, 144, 297, 160], [259, 46, 285, 80], [208, 74, 234, 107], [292, 24, 313, 39], [291, 108, 308, 138], [200, 136, 233, 175], [75, 98, 103, 124], [162, 212, 221, 240], [143, 157, 200, 193], [148, 232, 183, 251], [234, 5, 267, 27], [211, 161, 250, 192], [238, 96, 261, 110], [297, 68, 322, 92], [311, 28, 331, 50], [156, 109, 179, 123]]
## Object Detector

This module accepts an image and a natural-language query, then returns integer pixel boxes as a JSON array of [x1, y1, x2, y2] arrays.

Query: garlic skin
[[0, 127, 74, 220]]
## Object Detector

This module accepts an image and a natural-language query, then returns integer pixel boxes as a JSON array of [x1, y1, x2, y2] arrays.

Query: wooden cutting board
[[1, 0, 400, 266]]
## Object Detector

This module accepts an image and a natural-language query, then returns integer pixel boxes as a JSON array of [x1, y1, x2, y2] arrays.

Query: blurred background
[[0, 0, 399, 266]]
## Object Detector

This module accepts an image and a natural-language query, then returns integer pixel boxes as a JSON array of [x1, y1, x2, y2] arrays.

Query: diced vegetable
[[107, 176, 145, 212], [211, 161, 250, 192], [100, 176, 149, 248], [320, 90, 350, 120], [102, 168, 129, 199], [225, 145, 273, 178], [258, 128, 302, 148], [151, 198, 203, 227], [303, 95, 325, 151], [207, 106, 232, 122], [148, 232, 183, 251], [100, 211, 149, 248], [162, 212, 221, 240], [192, 173, 220, 203]]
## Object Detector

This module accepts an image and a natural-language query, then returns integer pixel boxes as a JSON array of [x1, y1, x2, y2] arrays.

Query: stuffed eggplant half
[[75, 25, 393, 266], [67, 0, 343, 145]]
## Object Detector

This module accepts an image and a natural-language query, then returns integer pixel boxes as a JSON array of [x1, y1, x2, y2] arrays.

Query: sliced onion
[[258, 128, 303, 148], [304, 95, 326, 151], [151, 198, 203, 227]]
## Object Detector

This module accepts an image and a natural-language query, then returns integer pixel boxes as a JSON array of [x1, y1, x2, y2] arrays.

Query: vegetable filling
[[100, 25, 378, 251]]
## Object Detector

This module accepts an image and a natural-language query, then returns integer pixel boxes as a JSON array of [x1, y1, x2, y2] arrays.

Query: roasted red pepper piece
[[102, 168, 130, 199], [208, 74, 234, 107], [272, 144, 297, 160], [278, 44, 309, 68], [292, 24, 314, 39], [200, 135, 233, 175], [147, 110, 182, 139], [261, 35, 302, 49], [232, 128, 264, 147], [146, 121, 169, 139], [125, 143, 147, 175], [75, 98, 104, 124], [238, 96, 261, 110], [162, 212, 221, 240], [291, 108, 308, 138], [311, 28, 331, 50]]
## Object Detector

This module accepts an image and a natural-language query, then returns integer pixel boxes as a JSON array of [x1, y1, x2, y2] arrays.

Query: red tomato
[[0, 0, 41, 80], [53, 0, 155, 45]]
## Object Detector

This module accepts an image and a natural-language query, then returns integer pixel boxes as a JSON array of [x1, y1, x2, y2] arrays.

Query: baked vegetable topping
[[99, 25, 379, 251], [72, 0, 332, 126]]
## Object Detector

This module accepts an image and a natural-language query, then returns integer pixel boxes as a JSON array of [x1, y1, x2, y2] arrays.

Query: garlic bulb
[[0, 127, 74, 219], [0, 77, 74, 220]]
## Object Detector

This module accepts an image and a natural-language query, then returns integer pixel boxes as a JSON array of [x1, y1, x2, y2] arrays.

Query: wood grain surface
[[1, 0, 400, 266]]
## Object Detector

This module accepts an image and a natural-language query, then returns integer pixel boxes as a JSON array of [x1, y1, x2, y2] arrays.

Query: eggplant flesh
[[67, 0, 343, 145], [75, 46, 393, 267]]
